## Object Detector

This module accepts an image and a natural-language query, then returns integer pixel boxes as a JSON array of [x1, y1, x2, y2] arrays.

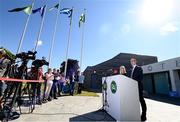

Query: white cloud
[[37, 40, 43, 46], [121, 24, 131, 34], [99, 23, 111, 34], [160, 22, 178, 36]]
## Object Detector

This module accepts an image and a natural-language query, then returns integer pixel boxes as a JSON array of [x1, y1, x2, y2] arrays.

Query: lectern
[[102, 75, 140, 121]]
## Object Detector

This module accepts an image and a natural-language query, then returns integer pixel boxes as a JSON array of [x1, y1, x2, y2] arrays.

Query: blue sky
[[0, 0, 180, 71]]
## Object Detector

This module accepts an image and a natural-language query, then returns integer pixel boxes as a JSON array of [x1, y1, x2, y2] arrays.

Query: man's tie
[[131, 66, 135, 78]]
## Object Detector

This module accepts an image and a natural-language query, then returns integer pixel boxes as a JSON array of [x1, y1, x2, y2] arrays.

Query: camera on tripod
[[32, 57, 49, 69], [16, 51, 37, 61]]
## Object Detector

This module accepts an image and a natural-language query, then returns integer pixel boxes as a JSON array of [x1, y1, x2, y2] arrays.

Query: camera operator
[[30, 58, 48, 105], [36, 67, 43, 105], [28, 66, 43, 105], [0, 49, 11, 97]]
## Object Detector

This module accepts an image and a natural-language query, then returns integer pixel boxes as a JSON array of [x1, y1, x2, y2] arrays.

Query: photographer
[[36, 67, 43, 105], [0, 49, 11, 77], [0, 49, 11, 97], [28, 66, 43, 105], [30, 58, 49, 104]]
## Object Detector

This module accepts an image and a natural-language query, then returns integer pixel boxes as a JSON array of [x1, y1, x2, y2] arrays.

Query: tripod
[[100, 69, 114, 111], [0, 59, 34, 121], [101, 76, 109, 111]]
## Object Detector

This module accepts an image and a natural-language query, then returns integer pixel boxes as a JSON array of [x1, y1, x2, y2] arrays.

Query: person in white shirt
[[78, 72, 85, 94], [45, 68, 54, 101], [51, 68, 58, 99]]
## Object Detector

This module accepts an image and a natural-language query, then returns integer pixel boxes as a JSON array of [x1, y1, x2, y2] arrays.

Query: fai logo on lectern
[[111, 81, 117, 94]]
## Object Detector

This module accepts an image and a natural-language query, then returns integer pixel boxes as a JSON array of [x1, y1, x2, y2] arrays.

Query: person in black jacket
[[129, 58, 147, 121]]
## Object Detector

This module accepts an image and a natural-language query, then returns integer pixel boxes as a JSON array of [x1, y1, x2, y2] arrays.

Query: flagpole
[[48, 0, 61, 68], [16, 0, 36, 54], [34, 6, 47, 52], [64, 7, 73, 77], [80, 9, 86, 73]]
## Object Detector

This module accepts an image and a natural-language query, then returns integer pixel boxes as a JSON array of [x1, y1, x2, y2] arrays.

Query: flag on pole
[[8, 6, 32, 15], [60, 8, 73, 18], [79, 13, 85, 28], [49, 3, 59, 11], [32, 5, 46, 17]]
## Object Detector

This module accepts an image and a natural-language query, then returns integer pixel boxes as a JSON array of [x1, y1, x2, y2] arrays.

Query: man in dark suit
[[130, 58, 147, 121]]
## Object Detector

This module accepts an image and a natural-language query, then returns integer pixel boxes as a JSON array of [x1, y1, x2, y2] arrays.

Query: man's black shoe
[[47, 97, 52, 101], [141, 115, 147, 121], [42, 99, 47, 103], [54, 97, 58, 99], [36, 101, 42, 105]]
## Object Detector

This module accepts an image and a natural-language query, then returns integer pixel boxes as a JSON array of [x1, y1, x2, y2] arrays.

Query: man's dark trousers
[[138, 83, 147, 117]]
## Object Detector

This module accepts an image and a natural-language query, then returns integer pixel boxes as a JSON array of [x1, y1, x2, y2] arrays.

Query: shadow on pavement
[[146, 95, 180, 106], [69, 110, 115, 121], [32, 110, 115, 121]]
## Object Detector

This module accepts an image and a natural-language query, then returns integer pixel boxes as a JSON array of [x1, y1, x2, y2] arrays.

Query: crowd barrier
[[0, 77, 44, 83]]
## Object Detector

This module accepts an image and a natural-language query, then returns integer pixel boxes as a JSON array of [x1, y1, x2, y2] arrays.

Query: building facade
[[142, 57, 180, 97]]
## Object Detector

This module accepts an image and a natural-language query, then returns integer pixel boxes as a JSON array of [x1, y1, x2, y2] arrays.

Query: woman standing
[[45, 68, 54, 101], [59, 73, 66, 95], [119, 66, 127, 76]]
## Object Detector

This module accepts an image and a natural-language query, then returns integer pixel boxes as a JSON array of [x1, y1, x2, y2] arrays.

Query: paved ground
[[11, 94, 180, 122]]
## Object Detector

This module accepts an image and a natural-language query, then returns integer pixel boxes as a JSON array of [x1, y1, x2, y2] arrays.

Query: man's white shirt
[[131, 65, 137, 78]]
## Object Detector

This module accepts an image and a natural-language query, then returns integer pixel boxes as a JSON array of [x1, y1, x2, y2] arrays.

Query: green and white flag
[[79, 13, 85, 28], [8, 6, 32, 15], [49, 3, 59, 11]]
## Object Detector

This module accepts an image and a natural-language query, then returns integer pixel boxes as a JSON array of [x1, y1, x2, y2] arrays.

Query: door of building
[[154, 72, 170, 95]]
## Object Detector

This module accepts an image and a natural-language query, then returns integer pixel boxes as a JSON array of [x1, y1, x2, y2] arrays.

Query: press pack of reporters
[[0, 49, 85, 105], [30, 68, 84, 104]]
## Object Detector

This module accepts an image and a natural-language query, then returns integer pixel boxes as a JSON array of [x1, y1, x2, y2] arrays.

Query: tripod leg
[[27, 83, 33, 113], [30, 83, 36, 113], [6, 83, 21, 120], [18, 83, 23, 114], [31, 83, 36, 113], [2, 84, 10, 106]]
